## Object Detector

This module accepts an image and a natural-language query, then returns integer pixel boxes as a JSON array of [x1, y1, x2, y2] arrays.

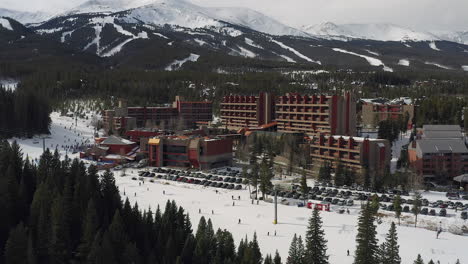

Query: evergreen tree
[[380, 222, 400, 264], [264, 254, 273, 264], [259, 158, 273, 199], [318, 162, 331, 184], [334, 161, 345, 187], [370, 195, 380, 215], [354, 204, 378, 264], [412, 192, 423, 227], [249, 232, 262, 264], [300, 169, 308, 204], [287, 234, 304, 264], [304, 209, 328, 264], [428, 260, 435, 264], [4, 222, 28, 264], [393, 195, 402, 225], [274, 250, 282, 264]]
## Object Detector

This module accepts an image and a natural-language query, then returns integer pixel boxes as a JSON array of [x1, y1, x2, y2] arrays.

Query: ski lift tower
[[273, 185, 278, 224]]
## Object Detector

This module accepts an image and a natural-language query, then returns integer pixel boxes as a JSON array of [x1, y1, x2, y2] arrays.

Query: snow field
[[165, 53, 200, 71], [270, 38, 321, 64], [398, 59, 410, 66], [115, 173, 468, 264], [332, 48, 393, 72]]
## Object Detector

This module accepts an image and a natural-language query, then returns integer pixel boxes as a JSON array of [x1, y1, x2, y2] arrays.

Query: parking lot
[[122, 166, 468, 220]]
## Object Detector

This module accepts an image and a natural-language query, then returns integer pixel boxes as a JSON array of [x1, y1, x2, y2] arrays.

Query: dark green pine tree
[[380, 222, 401, 264], [123, 242, 141, 264], [49, 194, 71, 264], [4, 222, 28, 264], [107, 210, 128, 264], [393, 195, 402, 225], [264, 254, 273, 264], [237, 236, 248, 264], [194, 217, 212, 264], [334, 161, 345, 187], [249, 232, 263, 264], [181, 234, 196, 264], [304, 209, 328, 264], [287, 234, 304, 264], [354, 204, 378, 264], [300, 169, 308, 204], [77, 198, 99, 260], [273, 250, 282, 264], [427, 260, 435, 264]]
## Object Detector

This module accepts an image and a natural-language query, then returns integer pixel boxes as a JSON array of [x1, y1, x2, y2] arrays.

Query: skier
[[199, 209, 201, 214], [267, 232, 269, 236], [347, 250, 350, 256], [251, 199, 254, 204], [274, 230, 276, 236], [238, 195, 240, 200], [257, 200, 259, 205], [346, 209, 350, 214], [232, 195, 234, 200], [233, 201, 235, 206], [436, 228, 442, 239], [238, 219, 241, 224], [163, 190, 165, 195], [212, 210, 214, 215]]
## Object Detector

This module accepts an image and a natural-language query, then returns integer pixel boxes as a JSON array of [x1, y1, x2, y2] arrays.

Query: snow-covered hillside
[[302, 22, 439, 42], [0, 8, 52, 24]]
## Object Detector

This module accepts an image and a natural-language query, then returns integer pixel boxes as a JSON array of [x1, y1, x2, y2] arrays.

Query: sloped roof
[[423, 125, 461, 131], [101, 136, 135, 145], [417, 139, 468, 154]]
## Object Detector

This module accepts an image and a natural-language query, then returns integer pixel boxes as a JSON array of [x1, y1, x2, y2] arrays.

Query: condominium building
[[220, 92, 356, 136], [408, 125, 468, 182], [306, 135, 391, 178], [220, 92, 275, 131], [361, 98, 414, 129], [276, 93, 356, 136], [103, 96, 213, 133], [148, 136, 233, 169]]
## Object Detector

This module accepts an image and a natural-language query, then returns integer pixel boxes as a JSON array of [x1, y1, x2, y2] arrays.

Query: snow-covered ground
[[8, 111, 468, 263], [0, 79, 19, 91], [8, 112, 97, 163], [115, 172, 468, 264], [271, 38, 321, 64], [332, 48, 393, 72], [429, 41, 441, 51], [0, 18, 13, 30], [425, 61, 451, 70], [165, 53, 200, 71], [461, 65, 468, 72], [398, 59, 410, 66]]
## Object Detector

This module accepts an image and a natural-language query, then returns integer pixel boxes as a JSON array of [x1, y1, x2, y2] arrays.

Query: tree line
[[0, 88, 51, 138], [0, 140, 278, 264]]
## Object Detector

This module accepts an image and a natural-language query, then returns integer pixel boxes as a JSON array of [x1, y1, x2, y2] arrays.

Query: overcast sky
[[2, 0, 468, 31]]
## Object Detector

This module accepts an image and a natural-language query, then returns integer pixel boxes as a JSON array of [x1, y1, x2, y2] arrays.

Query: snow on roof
[[101, 135, 135, 145], [417, 139, 468, 154]]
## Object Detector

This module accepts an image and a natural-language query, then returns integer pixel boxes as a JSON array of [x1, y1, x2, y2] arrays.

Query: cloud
[[1, 0, 467, 31]]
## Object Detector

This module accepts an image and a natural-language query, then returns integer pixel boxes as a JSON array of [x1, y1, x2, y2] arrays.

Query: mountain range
[[1, 0, 468, 73]]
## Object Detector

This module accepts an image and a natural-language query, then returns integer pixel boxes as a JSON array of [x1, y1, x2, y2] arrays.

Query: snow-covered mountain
[[302, 22, 439, 42], [62, 0, 308, 37], [436, 31, 468, 45], [0, 8, 52, 24]]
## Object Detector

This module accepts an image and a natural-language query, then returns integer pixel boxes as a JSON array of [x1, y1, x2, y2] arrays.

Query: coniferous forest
[[0, 89, 51, 138], [0, 140, 269, 264]]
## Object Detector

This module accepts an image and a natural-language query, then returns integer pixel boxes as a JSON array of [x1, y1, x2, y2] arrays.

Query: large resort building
[[148, 135, 233, 169], [409, 125, 468, 183], [306, 135, 391, 178], [361, 98, 415, 129], [220, 92, 356, 136], [103, 96, 213, 133]]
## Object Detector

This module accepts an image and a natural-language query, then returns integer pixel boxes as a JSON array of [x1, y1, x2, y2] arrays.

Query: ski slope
[[115, 172, 468, 264]]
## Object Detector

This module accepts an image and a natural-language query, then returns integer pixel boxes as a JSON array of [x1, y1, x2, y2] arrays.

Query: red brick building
[[408, 125, 468, 183], [220, 92, 275, 131], [276, 93, 356, 136], [103, 96, 213, 132], [306, 135, 391, 178], [361, 99, 414, 129], [220, 92, 356, 136], [148, 136, 233, 169]]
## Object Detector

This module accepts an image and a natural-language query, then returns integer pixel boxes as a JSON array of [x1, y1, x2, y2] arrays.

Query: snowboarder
[[436, 228, 442, 239], [251, 199, 254, 204], [233, 201, 235, 206], [199, 209, 201, 214], [238, 219, 241, 224], [163, 190, 165, 195], [347, 250, 350, 256], [212, 210, 214, 215], [267, 232, 269, 236]]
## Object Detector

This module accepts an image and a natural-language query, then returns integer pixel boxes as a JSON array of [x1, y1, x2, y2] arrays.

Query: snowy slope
[[302, 22, 439, 42], [0, 17, 13, 30], [0, 8, 52, 24], [115, 173, 468, 264]]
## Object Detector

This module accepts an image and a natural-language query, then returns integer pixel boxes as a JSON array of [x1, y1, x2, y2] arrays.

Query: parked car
[[461, 211, 468, 220], [439, 208, 447, 217], [403, 206, 410, 213], [421, 208, 429, 215], [429, 209, 436, 216]]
